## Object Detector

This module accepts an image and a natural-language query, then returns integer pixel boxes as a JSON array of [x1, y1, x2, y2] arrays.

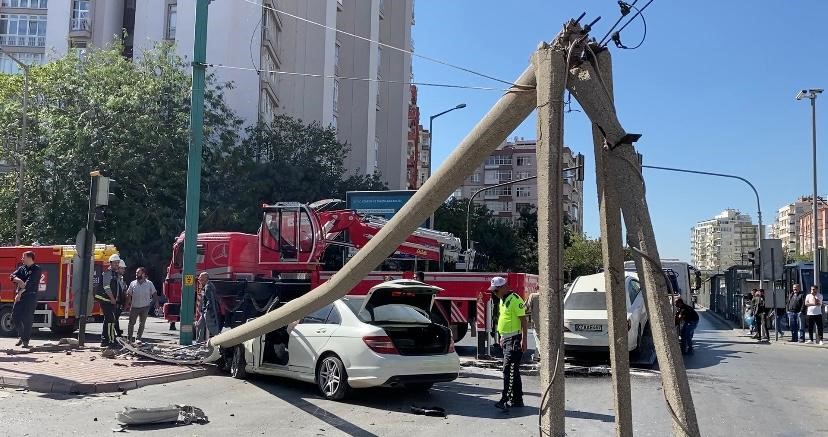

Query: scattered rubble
[[115, 405, 208, 427]]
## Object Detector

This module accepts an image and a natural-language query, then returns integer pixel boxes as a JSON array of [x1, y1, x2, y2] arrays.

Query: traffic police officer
[[95, 254, 123, 347], [489, 276, 528, 410]]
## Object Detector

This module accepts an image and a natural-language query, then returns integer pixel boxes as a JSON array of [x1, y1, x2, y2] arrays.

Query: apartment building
[[0, 0, 49, 73], [454, 138, 584, 232], [691, 209, 758, 273], [417, 125, 430, 188], [406, 85, 420, 190], [798, 203, 827, 256], [770, 196, 820, 256], [23, 0, 412, 189]]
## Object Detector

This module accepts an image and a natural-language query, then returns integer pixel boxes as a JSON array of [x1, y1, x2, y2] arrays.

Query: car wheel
[[407, 382, 434, 392], [316, 354, 350, 401], [0, 307, 16, 337], [230, 345, 248, 379]]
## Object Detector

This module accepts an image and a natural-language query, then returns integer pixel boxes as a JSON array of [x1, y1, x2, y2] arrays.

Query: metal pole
[[641, 165, 764, 291], [78, 172, 99, 347], [1, 49, 30, 246], [812, 97, 820, 288], [180, 0, 210, 345]]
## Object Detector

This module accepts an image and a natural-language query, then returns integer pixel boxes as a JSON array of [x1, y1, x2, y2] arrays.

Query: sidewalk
[[0, 335, 208, 395], [701, 307, 828, 351]]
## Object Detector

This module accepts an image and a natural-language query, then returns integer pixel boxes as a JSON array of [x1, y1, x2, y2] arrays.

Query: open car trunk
[[379, 323, 452, 356]]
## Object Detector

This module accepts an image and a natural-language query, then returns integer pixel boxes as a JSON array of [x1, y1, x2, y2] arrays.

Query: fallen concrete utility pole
[[566, 45, 701, 437], [533, 40, 567, 435], [209, 65, 538, 348]]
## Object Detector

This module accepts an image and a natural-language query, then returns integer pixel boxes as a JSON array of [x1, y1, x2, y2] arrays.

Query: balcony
[[0, 35, 45, 47], [70, 17, 91, 38]]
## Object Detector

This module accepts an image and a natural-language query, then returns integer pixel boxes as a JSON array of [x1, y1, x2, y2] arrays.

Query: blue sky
[[412, 0, 828, 261]]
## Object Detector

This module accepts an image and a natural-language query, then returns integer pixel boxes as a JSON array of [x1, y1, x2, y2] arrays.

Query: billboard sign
[[345, 190, 432, 228]]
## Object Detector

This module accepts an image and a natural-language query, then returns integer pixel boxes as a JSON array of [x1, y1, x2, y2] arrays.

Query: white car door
[[628, 279, 646, 336], [289, 303, 340, 375]]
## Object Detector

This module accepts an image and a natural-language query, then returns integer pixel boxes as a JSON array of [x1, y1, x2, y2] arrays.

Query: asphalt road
[[2, 310, 827, 436]]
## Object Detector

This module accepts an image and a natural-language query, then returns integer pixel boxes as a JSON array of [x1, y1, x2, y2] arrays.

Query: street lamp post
[[796, 89, 823, 288], [641, 164, 765, 291], [428, 103, 466, 176], [0, 48, 30, 246]]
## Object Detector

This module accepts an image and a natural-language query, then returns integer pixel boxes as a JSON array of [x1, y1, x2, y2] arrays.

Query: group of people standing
[[746, 285, 824, 344], [94, 254, 158, 348]]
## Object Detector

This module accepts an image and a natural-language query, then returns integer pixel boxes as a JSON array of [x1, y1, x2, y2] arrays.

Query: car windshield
[[343, 297, 431, 324], [564, 291, 607, 311]]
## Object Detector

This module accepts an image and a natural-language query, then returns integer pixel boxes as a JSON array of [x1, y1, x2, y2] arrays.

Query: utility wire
[[597, 0, 639, 47], [204, 63, 528, 92], [238, 0, 531, 89], [611, 4, 647, 50], [603, 0, 656, 47]]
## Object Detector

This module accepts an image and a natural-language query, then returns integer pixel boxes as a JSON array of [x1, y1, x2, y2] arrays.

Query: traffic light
[[90, 171, 118, 222], [747, 249, 760, 277]]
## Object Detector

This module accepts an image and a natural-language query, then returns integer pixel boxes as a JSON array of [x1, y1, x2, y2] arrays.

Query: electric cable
[[611, 4, 647, 50], [603, 0, 655, 48], [238, 0, 532, 89], [204, 62, 529, 92], [249, 12, 264, 71], [597, 0, 638, 47]]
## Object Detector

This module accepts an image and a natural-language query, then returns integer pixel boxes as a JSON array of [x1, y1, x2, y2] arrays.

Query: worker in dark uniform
[[489, 276, 527, 411], [10, 251, 42, 348], [95, 254, 123, 348]]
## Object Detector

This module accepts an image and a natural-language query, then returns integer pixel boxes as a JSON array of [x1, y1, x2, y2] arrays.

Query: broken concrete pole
[[209, 64, 538, 348], [566, 46, 700, 437]]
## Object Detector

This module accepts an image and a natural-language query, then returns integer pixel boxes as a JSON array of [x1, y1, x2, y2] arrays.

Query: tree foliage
[[0, 44, 384, 281]]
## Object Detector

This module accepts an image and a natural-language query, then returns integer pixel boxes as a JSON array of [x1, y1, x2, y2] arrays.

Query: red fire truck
[[163, 200, 538, 341], [0, 245, 114, 336]]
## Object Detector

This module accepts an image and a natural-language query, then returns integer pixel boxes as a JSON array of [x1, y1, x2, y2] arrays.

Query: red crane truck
[[163, 200, 538, 342]]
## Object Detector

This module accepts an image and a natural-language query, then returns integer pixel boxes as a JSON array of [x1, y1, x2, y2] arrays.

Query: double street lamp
[[796, 88, 823, 288], [0, 48, 30, 246]]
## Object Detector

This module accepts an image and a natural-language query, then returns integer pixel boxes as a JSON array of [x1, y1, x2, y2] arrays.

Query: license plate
[[574, 324, 603, 332]]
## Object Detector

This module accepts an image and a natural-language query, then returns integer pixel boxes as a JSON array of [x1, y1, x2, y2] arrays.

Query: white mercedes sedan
[[563, 272, 649, 353], [221, 280, 460, 400]]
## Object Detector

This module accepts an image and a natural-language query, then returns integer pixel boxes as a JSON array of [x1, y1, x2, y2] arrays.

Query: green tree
[[563, 233, 604, 281]]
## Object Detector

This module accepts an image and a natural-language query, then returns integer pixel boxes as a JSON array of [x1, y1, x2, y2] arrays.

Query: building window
[[71, 0, 90, 31], [485, 155, 512, 166], [515, 171, 531, 179], [1, 0, 48, 8], [486, 186, 511, 197], [516, 202, 532, 212], [376, 46, 382, 79], [471, 172, 481, 183], [0, 51, 43, 74], [333, 79, 340, 113], [260, 92, 276, 122], [516, 155, 532, 166], [331, 114, 337, 131], [374, 137, 380, 169], [165, 3, 177, 40], [334, 41, 341, 72], [516, 187, 532, 198], [496, 170, 512, 182], [0, 13, 46, 47]]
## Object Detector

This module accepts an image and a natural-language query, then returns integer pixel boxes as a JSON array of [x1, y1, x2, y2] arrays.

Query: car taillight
[[363, 335, 399, 355]]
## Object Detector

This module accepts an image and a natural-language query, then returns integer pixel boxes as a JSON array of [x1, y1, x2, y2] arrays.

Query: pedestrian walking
[[195, 272, 222, 342], [95, 254, 123, 347], [804, 285, 824, 345], [126, 267, 157, 342], [489, 276, 527, 411], [10, 251, 42, 348], [524, 291, 541, 361], [786, 284, 806, 342], [674, 297, 699, 354], [745, 289, 758, 335]]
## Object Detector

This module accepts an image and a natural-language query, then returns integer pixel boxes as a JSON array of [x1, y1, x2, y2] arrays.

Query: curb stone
[[0, 366, 210, 395]]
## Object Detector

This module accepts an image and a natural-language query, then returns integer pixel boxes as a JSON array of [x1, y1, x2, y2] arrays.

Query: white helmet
[[119, 260, 126, 268], [108, 254, 121, 263]]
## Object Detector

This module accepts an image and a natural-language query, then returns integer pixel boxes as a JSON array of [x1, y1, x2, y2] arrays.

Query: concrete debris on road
[[116, 338, 215, 365], [116, 405, 209, 427], [410, 405, 447, 417]]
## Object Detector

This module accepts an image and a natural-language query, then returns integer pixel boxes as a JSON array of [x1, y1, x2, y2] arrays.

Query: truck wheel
[[230, 345, 248, 379], [0, 306, 16, 337]]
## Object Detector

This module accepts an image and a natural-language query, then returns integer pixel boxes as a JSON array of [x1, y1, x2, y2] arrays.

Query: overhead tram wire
[[204, 63, 526, 92], [237, 0, 534, 90], [611, 3, 647, 50]]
